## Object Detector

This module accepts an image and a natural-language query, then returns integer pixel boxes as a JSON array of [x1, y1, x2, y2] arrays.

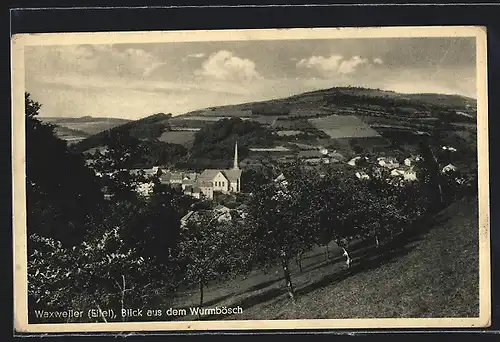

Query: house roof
[[184, 172, 198, 180], [160, 172, 172, 182], [328, 151, 344, 160], [170, 173, 183, 181], [214, 204, 230, 212], [181, 210, 195, 222], [298, 150, 324, 159], [199, 180, 214, 188]]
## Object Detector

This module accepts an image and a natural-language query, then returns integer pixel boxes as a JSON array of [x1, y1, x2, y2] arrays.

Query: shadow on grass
[[245, 277, 284, 293], [199, 287, 287, 321], [296, 243, 417, 297], [296, 201, 463, 298], [201, 292, 238, 307]]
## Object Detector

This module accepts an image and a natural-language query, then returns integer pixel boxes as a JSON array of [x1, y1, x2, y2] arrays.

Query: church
[[180, 141, 243, 200]]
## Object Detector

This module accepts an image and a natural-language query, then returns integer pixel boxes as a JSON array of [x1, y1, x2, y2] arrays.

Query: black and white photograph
[[12, 26, 490, 333]]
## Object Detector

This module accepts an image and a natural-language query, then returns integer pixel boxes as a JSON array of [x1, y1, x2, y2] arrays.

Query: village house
[[328, 151, 345, 162], [377, 156, 400, 169], [390, 167, 417, 181], [297, 150, 330, 165], [442, 164, 457, 174], [355, 171, 370, 180], [404, 155, 423, 167], [180, 204, 233, 229], [347, 156, 369, 167]]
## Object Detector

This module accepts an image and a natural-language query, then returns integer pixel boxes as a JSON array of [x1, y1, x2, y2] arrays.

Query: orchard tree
[[417, 140, 445, 208], [246, 164, 318, 301], [309, 173, 345, 260], [176, 211, 243, 315], [328, 174, 367, 268]]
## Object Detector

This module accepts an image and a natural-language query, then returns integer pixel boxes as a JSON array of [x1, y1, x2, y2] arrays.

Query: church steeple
[[233, 140, 239, 170]]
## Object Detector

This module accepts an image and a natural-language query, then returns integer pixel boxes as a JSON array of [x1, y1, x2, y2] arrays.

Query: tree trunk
[[281, 259, 296, 302], [341, 247, 352, 268], [324, 244, 329, 260], [437, 182, 444, 205], [375, 235, 380, 248], [121, 275, 126, 322], [198, 279, 204, 319], [296, 252, 303, 273]]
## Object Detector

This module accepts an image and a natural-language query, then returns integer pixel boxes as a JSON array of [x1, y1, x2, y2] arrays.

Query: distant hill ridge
[[179, 87, 476, 118]]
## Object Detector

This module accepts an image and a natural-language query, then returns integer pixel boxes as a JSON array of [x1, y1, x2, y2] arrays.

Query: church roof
[[223, 169, 242, 182], [198, 169, 227, 182], [198, 168, 242, 182]]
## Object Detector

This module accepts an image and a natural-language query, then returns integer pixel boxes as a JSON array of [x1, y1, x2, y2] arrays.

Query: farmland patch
[[308, 115, 382, 139], [158, 131, 196, 147]]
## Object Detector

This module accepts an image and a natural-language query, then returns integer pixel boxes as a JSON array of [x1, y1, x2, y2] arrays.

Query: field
[[276, 130, 304, 137], [157, 196, 479, 320], [308, 115, 382, 139], [41, 117, 130, 135], [158, 131, 196, 147]]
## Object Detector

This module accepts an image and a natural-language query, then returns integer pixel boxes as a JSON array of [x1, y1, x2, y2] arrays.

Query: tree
[[308, 173, 344, 260], [245, 164, 317, 301], [25, 92, 105, 248], [241, 168, 273, 193], [417, 140, 445, 209], [176, 211, 242, 316]]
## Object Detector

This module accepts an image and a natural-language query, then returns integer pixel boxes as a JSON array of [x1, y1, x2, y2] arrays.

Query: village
[[128, 140, 461, 195], [110, 137, 463, 235]]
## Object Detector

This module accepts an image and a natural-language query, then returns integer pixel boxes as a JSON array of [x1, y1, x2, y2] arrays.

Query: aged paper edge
[[11, 25, 491, 333]]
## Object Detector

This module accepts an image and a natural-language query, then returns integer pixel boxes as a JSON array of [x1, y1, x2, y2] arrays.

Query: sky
[[24, 37, 477, 119]]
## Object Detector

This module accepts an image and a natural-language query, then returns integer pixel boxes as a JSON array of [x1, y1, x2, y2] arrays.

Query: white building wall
[[201, 187, 214, 199], [212, 172, 229, 192]]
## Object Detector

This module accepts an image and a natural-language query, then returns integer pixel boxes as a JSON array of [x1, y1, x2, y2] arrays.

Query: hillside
[[160, 195, 479, 320], [40, 116, 131, 144], [71, 113, 171, 154], [69, 86, 477, 169], [180, 87, 476, 118]]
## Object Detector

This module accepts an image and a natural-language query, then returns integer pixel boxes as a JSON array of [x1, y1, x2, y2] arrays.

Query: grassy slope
[[165, 196, 479, 320]]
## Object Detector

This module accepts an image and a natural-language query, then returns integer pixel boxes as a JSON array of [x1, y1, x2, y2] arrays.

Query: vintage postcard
[[12, 26, 490, 333]]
